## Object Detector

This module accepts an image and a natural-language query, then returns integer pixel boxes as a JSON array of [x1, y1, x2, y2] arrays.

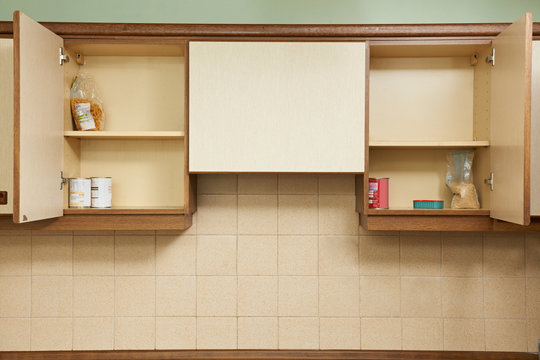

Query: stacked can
[[69, 178, 91, 208], [91, 177, 112, 208], [368, 178, 389, 209]]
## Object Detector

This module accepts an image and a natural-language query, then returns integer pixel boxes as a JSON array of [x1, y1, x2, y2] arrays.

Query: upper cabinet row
[[0, 12, 538, 231]]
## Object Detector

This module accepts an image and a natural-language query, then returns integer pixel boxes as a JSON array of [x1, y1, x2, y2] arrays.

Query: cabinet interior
[[368, 41, 493, 211], [61, 42, 186, 211]]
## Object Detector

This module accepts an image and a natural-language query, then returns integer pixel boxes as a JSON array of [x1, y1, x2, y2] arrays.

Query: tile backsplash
[[0, 174, 539, 351]]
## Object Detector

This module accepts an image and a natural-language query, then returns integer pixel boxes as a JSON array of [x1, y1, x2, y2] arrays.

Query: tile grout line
[[276, 175, 281, 350], [482, 232, 487, 351], [236, 175, 239, 349], [113, 230, 116, 350], [154, 230, 157, 350], [71, 231, 74, 350], [522, 233, 528, 351], [195, 197, 198, 350], [439, 232, 444, 351], [317, 175, 321, 350], [29, 231, 32, 350]]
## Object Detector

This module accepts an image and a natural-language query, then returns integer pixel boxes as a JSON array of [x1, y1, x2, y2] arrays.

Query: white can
[[69, 178, 91, 208], [91, 177, 112, 208]]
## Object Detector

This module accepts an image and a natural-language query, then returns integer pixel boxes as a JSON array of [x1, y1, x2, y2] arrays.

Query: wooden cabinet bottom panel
[[0, 213, 191, 231], [363, 214, 540, 231]]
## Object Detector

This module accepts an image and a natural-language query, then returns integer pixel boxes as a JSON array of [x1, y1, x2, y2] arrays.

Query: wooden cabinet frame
[[1, 18, 540, 231]]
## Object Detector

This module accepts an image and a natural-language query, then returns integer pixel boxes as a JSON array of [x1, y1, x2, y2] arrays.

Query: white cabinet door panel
[[189, 42, 365, 173]]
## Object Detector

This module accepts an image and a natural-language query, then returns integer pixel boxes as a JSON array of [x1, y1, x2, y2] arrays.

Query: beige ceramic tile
[[360, 276, 400, 317], [528, 319, 540, 352], [156, 276, 196, 316], [484, 233, 525, 276], [156, 234, 196, 275], [441, 233, 483, 277], [73, 277, 114, 317], [485, 319, 527, 352], [238, 195, 278, 235], [115, 317, 155, 350], [278, 317, 319, 349], [197, 317, 237, 349], [73, 317, 114, 350], [0, 318, 30, 351], [319, 236, 359, 275], [31, 318, 72, 351], [0, 235, 30, 275], [526, 234, 540, 277], [361, 318, 402, 350], [278, 195, 318, 235], [197, 195, 238, 235], [484, 278, 526, 319], [238, 236, 277, 275], [278, 174, 318, 194], [319, 276, 360, 317], [73, 235, 114, 275], [441, 277, 483, 318], [32, 276, 72, 317], [73, 231, 114, 236], [32, 235, 72, 275], [115, 276, 155, 316], [320, 317, 361, 349], [238, 317, 278, 349], [0, 277, 30, 317], [238, 174, 278, 194], [238, 276, 278, 316], [443, 319, 485, 351], [526, 277, 540, 318], [402, 318, 443, 350], [278, 276, 318, 316], [401, 277, 441, 317], [114, 235, 155, 276], [197, 235, 236, 275], [400, 234, 441, 276], [319, 174, 355, 195], [278, 235, 318, 275], [156, 317, 196, 349], [319, 195, 359, 235], [197, 276, 237, 316], [359, 235, 400, 276], [197, 174, 237, 194], [358, 227, 399, 236]]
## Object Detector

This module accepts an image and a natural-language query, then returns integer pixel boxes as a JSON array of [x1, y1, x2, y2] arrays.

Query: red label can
[[368, 178, 389, 209]]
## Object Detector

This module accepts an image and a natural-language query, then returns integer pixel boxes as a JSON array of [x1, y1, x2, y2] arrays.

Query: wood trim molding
[[0, 350, 536, 360], [2, 21, 540, 38]]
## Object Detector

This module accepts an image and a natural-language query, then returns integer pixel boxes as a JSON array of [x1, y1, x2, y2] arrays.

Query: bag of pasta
[[446, 150, 480, 209], [70, 73, 104, 131]]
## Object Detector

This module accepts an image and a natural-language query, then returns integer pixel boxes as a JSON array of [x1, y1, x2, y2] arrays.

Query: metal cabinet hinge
[[484, 172, 494, 191], [486, 48, 495, 66], [60, 171, 69, 190], [59, 47, 70, 65]]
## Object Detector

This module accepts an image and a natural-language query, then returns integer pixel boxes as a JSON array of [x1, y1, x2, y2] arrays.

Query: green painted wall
[[0, 0, 539, 24]]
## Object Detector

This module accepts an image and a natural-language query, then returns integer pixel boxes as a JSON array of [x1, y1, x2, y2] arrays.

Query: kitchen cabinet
[[188, 41, 366, 173], [359, 13, 535, 230], [0, 12, 195, 230], [1, 12, 539, 231]]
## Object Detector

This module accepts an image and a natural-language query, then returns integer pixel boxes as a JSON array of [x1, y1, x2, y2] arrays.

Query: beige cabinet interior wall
[[0, 39, 13, 214]]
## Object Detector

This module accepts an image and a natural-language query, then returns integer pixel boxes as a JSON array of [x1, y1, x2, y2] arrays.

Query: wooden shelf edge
[[367, 208, 491, 216], [369, 140, 490, 149], [363, 214, 540, 231], [63, 207, 185, 215], [0, 214, 191, 231], [64, 131, 185, 139]]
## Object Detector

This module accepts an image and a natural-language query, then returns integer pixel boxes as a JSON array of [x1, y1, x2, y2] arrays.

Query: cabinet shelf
[[64, 131, 185, 139], [63, 206, 185, 215], [369, 141, 489, 149], [367, 208, 490, 216]]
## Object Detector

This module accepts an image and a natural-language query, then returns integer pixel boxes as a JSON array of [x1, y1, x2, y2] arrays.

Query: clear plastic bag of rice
[[446, 151, 480, 209], [70, 73, 105, 131]]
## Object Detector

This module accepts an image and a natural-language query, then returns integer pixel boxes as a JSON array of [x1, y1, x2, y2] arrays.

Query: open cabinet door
[[490, 13, 532, 226], [13, 12, 64, 223]]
